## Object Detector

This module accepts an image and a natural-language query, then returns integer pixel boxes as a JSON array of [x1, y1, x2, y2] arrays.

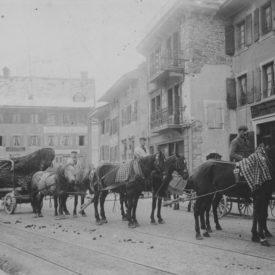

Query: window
[[261, 2, 272, 35], [0, 136, 2, 146], [149, 47, 161, 77], [63, 114, 70, 125], [132, 101, 138, 121], [12, 114, 20, 123], [121, 139, 127, 161], [62, 136, 71, 146], [48, 136, 55, 146], [263, 62, 275, 98], [101, 120, 105, 135], [47, 114, 56, 125], [237, 21, 245, 50], [100, 145, 110, 161], [30, 114, 39, 124], [79, 136, 85, 146], [128, 137, 135, 160], [12, 136, 21, 147], [29, 136, 39, 146], [238, 74, 247, 106]]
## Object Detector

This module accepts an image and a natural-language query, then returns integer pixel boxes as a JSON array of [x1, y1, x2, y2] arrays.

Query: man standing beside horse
[[66, 151, 87, 216], [229, 125, 253, 162]]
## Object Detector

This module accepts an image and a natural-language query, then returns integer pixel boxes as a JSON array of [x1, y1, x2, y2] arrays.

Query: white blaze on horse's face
[[65, 165, 76, 184]]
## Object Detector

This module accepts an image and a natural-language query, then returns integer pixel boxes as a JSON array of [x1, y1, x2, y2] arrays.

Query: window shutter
[[272, 0, 275, 30], [225, 25, 235, 56], [254, 67, 262, 101], [226, 78, 237, 109], [245, 14, 252, 46], [254, 9, 260, 42], [247, 71, 254, 104]]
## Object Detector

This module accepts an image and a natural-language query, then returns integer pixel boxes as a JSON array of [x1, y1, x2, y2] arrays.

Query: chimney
[[81, 71, 88, 80], [3, 67, 10, 78]]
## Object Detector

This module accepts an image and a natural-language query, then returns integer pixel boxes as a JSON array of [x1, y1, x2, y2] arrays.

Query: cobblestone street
[[1, 197, 275, 275]]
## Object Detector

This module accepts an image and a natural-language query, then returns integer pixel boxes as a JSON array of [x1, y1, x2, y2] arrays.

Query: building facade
[[218, 0, 275, 147], [90, 64, 149, 164], [0, 68, 95, 166], [138, 0, 234, 171]]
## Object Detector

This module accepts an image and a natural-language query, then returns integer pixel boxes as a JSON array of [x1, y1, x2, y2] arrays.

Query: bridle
[[153, 152, 164, 173]]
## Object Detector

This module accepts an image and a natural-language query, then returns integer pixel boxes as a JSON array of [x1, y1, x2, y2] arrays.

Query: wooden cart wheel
[[3, 192, 17, 215], [238, 199, 253, 216], [217, 196, 232, 218]]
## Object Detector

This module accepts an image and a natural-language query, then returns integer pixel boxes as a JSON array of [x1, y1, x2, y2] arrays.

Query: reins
[[163, 183, 238, 206]]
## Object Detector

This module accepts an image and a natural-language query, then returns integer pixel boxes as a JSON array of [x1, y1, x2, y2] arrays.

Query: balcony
[[149, 51, 186, 84], [150, 107, 189, 133]]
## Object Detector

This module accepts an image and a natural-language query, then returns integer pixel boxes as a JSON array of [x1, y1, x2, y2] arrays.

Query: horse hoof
[[150, 220, 158, 225], [216, 225, 222, 231], [73, 214, 78, 218], [33, 215, 38, 218], [196, 234, 203, 240], [101, 219, 108, 224], [96, 220, 103, 225], [252, 235, 260, 243], [81, 212, 87, 217], [122, 216, 128, 221], [128, 223, 136, 229], [158, 219, 165, 224], [203, 232, 210, 237], [265, 231, 273, 238], [260, 240, 270, 247], [38, 214, 43, 218], [134, 221, 140, 227], [206, 227, 212, 233], [65, 212, 70, 216]]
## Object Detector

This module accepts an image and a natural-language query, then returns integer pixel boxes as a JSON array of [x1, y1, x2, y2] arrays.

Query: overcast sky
[[0, 0, 171, 100]]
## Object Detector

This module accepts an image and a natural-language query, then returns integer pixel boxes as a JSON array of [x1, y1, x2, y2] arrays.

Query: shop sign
[[251, 99, 275, 119]]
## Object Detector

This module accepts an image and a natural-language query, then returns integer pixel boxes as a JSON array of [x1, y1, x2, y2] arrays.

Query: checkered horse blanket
[[238, 146, 272, 192], [115, 160, 144, 183]]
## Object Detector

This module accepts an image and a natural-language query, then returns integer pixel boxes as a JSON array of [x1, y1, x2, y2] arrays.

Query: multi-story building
[[217, 0, 275, 147], [90, 63, 149, 164], [137, 0, 235, 171], [0, 68, 95, 166]]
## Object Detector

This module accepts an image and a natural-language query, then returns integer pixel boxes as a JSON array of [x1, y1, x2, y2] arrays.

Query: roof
[[0, 75, 95, 108], [89, 103, 109, 119], [99, 69, 138, 102], [216, 0, 252, 19]]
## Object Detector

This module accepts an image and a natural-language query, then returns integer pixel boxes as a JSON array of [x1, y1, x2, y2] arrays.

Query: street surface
[[0, 196, 275, 275]]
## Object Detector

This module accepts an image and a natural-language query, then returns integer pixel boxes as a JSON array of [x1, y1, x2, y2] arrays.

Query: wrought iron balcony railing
[[149, 50, 186, 81], [150, 107, 185, 130]]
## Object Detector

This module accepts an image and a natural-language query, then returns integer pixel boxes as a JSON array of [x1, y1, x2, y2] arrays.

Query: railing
[[150, 107, 185, 130], [149, 50, 186, 80]]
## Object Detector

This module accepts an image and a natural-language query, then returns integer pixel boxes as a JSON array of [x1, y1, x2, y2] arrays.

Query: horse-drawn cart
[[0, 148, 55, 214], [217, 193, 275, 218], [0, 159, 31, 214]]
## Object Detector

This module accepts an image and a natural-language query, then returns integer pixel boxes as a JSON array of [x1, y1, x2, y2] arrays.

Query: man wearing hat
[[229, 125, 252, 162], [134, 137, 149, 159]]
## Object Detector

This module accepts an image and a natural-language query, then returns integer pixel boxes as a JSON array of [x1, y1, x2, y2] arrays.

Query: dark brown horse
[[90, 152, 165, 228], [31, 164, 77, 217], [150, 155, 189, 224], [190, 145, 275, 246]]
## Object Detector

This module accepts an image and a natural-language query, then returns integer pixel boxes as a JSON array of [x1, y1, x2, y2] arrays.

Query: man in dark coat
[[229, 125, 253, 162]]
